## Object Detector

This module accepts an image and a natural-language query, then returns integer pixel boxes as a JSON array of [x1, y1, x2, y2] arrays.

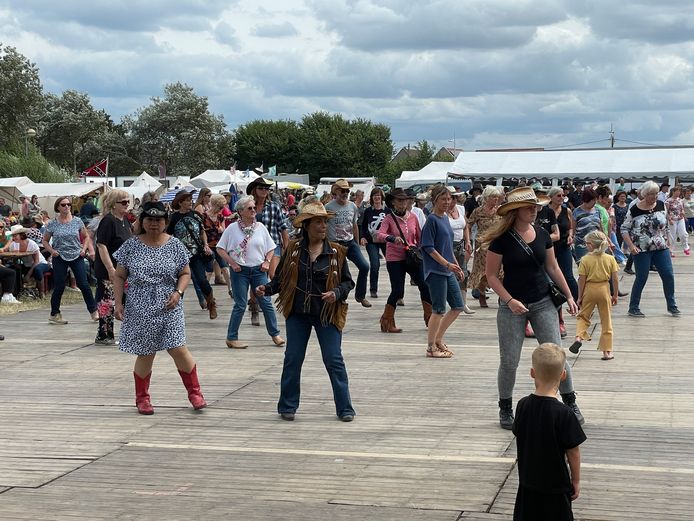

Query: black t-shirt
[[464, 197, 479, 218], [567, 191, 582, 209], [513, 394, 586, 494], [0, 204, 11, 217], [555, 206, 571, 246], [95, 213, 133, 280], [535, 206, 557, 236], [488, 225, 553, 304], [361, 206, 391, 244]]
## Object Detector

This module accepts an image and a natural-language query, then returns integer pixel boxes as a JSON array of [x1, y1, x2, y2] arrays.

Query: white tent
[[123, 171, 164, 201], [191, 169, 260, 189], [395, 162, 459, 188], [19, 182, 108, 216], [171, 176, 194, 189], [449, 147, 694, 184], [0, 177, 34, 209]]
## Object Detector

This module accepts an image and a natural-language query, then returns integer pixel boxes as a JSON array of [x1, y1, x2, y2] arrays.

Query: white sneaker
[[1, 293, 21, 304]]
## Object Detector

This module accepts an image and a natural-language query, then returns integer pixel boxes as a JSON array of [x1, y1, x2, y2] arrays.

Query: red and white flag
[[81, 158, 108, 177]]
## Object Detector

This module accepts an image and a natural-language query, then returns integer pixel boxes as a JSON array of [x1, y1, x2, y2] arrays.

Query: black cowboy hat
[[385, 187, 415, 208], [246, 177, 274, 195]]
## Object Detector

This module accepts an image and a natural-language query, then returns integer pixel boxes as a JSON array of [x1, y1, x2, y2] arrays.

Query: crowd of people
[[1, 176, 691, 520]]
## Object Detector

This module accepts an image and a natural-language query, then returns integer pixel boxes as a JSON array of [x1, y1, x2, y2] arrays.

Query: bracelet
[[505, 297, 514, 305]]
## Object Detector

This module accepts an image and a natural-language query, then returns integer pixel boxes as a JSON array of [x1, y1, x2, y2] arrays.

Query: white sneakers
[[1, 293, 21, 304]]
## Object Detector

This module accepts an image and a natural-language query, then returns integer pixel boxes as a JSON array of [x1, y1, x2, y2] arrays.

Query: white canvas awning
[[0, 177, 34, 208], [18, 181, 107, 215], [123, 171, 164, 200]]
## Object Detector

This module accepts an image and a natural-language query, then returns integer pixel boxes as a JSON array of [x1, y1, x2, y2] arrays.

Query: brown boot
[[205, 293, 217, 320], [379, 304, 402, 333], [422, 301, 432, 327], [249, 300, 260, 326]]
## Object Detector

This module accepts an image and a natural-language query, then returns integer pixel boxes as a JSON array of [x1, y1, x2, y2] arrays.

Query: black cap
[[141, 201, 167, 218]]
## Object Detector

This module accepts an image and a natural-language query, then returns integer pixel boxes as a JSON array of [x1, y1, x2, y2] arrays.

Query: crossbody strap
[[508, 227, 543, 269], [391, 214, 411, 248]]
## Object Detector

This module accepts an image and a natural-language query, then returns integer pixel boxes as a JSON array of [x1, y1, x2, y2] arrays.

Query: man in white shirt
[[657, 183, 670, 203], [325, 179, 371, 307]]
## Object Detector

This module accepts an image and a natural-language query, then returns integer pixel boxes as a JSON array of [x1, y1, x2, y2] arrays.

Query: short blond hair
[[532, 343, 566, 383], [209, 194, 227, 209], [102, 189, 130, 212]]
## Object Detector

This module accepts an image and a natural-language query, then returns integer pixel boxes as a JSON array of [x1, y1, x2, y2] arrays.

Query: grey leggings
[[497, 295, 574, 400]]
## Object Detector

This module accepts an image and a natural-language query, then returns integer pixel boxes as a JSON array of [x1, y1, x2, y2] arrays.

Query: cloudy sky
[[3, 0, 694, 152]]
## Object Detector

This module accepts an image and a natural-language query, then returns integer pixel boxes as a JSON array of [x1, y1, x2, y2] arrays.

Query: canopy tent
[[395, 162, 460, 188], [0, 177, 34, 209], [123, 171, 164, 201], [274, 181, 311, 190], [171, 176, 194, 189], [449, 147, 694, 184], [190, 169, 260, 192], [19, 182, 107, 215]]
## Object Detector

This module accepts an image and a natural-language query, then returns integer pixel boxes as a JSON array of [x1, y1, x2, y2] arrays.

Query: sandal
[[426, 345, 453, 358], [601, 353, 614, 360], [435, 341, 454, 355]]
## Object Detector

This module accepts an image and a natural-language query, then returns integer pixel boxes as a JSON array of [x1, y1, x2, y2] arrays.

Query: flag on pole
[[158, 161, 167, 179], [81, 158, 108, 177], [268, 165, 277, 177]]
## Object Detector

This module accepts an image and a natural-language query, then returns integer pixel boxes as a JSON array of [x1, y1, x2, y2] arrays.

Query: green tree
[[233, 119, 300, 172], [124, 82, 233, 178], [380, 139, 437, 187], [0, 44, 43, 152], [37, 90, 116, 175]]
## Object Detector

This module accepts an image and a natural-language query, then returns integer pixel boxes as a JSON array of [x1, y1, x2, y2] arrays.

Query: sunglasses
[[117, 200, 130, 205], [60, 203, 72, 207], [338, 189, 350, 194], [255, 186, 270, 191], [246, 206, 256, 211]]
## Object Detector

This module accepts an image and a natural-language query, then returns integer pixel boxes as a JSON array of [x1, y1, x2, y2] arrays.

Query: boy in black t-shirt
[[513, 343, 586, 521]]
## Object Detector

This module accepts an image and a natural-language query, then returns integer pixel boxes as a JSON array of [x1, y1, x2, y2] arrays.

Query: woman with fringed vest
[[256, 199, 356, 422]]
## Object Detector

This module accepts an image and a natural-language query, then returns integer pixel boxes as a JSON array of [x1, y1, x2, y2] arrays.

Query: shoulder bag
[[508, 227, 567, 308], [392, 214, 422, 271], [182, 214, 214, 263]]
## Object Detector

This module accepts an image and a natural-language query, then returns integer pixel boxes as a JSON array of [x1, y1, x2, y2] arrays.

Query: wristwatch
[[176, 289, 185, 297]]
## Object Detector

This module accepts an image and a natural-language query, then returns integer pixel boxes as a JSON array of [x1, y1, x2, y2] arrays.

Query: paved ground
[[1, 256, 693, 520]]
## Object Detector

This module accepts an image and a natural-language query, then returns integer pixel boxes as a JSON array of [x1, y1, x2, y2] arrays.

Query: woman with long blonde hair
[[483, 187, 582, 429]]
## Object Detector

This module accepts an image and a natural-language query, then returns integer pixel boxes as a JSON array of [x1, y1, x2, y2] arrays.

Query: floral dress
[[113, 237, 190, 355], [468, 206, 501, 288]]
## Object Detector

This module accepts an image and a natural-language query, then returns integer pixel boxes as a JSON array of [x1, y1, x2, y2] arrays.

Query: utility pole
[[609, 123, 615, 148]]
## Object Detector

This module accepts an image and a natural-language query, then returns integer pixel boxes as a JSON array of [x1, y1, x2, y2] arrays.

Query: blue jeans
[[51, 256, 96, 316], [342, 240, 369, 301], [573, 244, 588, 264], [365, 242, 385, 293], [31, 263, 52, 282], [227, 265, 280, 340], [554, 243, 578, 300], [610, 231, 627, 263], [278, 313, 355, 417], [426, 272, 463, 314], [497, 295, 574, 400], [629, 248, 677, 313], [189, 254, 212, 300]]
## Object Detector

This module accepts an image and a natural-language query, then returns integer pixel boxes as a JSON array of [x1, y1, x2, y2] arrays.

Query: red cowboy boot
[[133, 372, 154, 415], [178, 365, 207, 410]]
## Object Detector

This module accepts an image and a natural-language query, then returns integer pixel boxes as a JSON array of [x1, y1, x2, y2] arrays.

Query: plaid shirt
[[256, 200, 288, 247]]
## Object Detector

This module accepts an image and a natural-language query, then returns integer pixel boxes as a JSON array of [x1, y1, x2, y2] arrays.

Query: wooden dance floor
[[1, 257, 692, 520]]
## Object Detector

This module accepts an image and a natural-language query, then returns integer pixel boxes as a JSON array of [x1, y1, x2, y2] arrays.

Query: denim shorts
[[426, 272, 464, 314]]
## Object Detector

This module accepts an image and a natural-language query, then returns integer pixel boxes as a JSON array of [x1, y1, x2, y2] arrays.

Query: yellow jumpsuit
[[575, 253, 619, 352]]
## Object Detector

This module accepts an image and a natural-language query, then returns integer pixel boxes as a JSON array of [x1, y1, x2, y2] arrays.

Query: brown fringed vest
[[274, 239, 349, 331]]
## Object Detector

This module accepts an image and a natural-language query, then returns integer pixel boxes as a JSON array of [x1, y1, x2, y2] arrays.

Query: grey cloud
[[214, 22, 239, 48], [252, 21, 298, 38], [310, 0, 568, 51], [7, 0, 232, 32]]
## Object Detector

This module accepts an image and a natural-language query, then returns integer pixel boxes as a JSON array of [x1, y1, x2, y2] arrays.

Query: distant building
[[434, 147, 464, 160], [391, 145, 422, 162]]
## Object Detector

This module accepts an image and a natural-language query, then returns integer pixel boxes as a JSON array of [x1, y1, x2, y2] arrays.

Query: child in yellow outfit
[[569, 231, 619, 360]]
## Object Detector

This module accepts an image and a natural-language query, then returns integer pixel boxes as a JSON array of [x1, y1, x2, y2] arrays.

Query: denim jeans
[[573, 244, 588, 264], [227, 265, 280, 340], [341, 240, 369, 301], [628, 248, 677, 313], [496, 295, 574, 400], [31, 262, 51, 282], [365, 242, 385, 293], [51, 256, 96, 316], [426, 272, 464, 314], [278, 313, 355, 417], [554, 243, 578, 300], [609, 231, 627, 263], [189, 254, 212, 300], [386, 260, 431, 307]]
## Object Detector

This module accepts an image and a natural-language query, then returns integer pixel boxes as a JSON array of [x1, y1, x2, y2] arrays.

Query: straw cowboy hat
[[497, 186, 550, 216], [246, 177, 274, 195], [293, 201, 335, 227], [330, 179, 353, 194], [9, 224, 30, 235]]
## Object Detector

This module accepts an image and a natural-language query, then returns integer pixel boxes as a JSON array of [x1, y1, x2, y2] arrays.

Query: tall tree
[[37, 90, 116, 175], [0, 44, 43, 152], [381, 140, 437, 187], [124, 82, 233, 178], [233, 119, 301, 173]]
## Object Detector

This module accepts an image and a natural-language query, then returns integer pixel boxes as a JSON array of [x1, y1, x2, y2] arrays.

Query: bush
[[0, 150, 71, 183]]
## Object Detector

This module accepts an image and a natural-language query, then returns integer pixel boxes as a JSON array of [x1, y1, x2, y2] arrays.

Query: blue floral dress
[[113, 237, 190, 355]]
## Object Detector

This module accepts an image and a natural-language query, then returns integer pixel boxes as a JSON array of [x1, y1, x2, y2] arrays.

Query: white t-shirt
[[216, 221, 276, 267], [411, 206, 426, 230], [446, 204, 467, 242], [10, 239, 47, 264], [325, 200, 358, 241]]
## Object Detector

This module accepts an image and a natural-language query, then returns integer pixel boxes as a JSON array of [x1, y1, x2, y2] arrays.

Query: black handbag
[[508, 228, 567, 308], [182, 213, 215, 263], [392, 214, 422, 270]]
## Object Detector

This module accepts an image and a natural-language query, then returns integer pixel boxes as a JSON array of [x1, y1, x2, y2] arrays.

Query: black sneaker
[[624, 267, 635, 275], [668, 307, 681, 316], [339, 415, 354, 422], [498, 399, 514, 430], [561, 392, 585, 425], [280, 412, 295, 421], [628, 310, 646, 318], [569, 341, 582, 354]]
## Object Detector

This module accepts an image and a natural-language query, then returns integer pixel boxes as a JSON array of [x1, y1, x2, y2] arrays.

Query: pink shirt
[[377, 212, 421, 261]]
